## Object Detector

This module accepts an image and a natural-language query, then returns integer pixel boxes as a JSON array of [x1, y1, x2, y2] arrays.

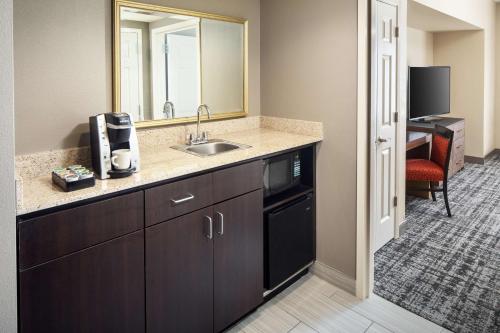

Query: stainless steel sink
[[171, 139, 251, 157]]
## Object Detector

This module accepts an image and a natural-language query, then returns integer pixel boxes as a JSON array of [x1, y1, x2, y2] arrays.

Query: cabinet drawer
[[213, 160, 263, 203], [145, 173, 212, 226], [454, 156, 465, 173], [452, 122, 465, 139], [454, 137, 465, 152], [19, 191, 144, 270], [454, 139, 465, 160]]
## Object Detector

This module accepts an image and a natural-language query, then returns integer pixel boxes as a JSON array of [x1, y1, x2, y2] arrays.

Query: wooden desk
[[406, 131, 432, 198], [408, 117, 465, 175], [406, 131, 431, 151], [406, 131, 431, 158]]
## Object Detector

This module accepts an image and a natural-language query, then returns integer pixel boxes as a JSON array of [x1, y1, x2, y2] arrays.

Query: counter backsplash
[[15, 116, 322, 180]]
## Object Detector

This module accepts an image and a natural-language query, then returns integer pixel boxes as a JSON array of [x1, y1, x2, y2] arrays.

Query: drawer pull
[[170, 193, 195, 206]]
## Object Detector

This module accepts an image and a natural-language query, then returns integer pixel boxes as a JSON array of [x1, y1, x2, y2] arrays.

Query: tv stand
[[407, 117, 465, 177], [410, 116, 446, 124]]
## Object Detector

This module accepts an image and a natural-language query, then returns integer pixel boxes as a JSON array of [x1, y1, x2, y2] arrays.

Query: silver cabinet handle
[[216, 212, 224, 236], [170, 193, 194, 206], [204, 216, 213, 239]]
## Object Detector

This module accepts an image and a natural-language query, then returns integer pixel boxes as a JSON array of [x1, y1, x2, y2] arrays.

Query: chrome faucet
[[188, 104, 211, 145], [163, 101, 175, 119]]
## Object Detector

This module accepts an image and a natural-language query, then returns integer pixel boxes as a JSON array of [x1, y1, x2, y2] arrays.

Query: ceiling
[[408, 0, 480, 32]]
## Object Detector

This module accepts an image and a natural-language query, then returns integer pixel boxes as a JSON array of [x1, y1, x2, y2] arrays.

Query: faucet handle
[[202, 131, 209, 141]]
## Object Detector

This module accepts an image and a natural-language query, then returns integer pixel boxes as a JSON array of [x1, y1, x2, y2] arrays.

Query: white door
[[121, 29, 143, 121], [372, 0, 398, 253], [166, 33, 200, 118]]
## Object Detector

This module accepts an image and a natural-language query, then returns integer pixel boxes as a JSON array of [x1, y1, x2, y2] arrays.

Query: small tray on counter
[[52, 165, 96, 192]]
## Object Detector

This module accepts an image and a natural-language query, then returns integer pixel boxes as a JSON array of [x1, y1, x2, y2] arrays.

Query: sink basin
[[172, 139, 251, 157], [187, 142, 239, 155]]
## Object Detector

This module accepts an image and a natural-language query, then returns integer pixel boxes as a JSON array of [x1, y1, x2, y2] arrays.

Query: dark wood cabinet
[[19, 231, 145, 333], [145, 173, 213, 226], [212, 160, 262, 203], [213, 190, 264, 332], [19, 191, 144, 270], [145, 190, 264, 333], [146, 207, 214, 333], [17, 155, 310, 333]]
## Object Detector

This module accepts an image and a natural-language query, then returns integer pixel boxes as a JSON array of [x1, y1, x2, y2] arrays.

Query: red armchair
[[406, 125, 455, 217]]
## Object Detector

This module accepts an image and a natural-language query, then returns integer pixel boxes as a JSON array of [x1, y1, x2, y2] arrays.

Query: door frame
[[356, 0, 407, 298], [121, 27, 144, 121]]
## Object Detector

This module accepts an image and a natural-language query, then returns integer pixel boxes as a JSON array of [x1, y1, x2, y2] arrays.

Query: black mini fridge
[[264, 193, 314, 290]]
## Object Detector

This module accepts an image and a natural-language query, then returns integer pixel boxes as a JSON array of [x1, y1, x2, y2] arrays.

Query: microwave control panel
[[293, 153, 301, 177]]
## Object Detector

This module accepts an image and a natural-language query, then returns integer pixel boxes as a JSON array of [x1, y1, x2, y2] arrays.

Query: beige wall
[[201, 20, 245, 114], [434, 31, 485, 158], [412, 0, 493, 30], [14, 0, 260, 154], [496, 4, 500, 149], [413, 0, 496, 156], [482, 3, 496, 156], [0, 0, 17, 330], [261, 0, 358, 278], [407, 27, 434, 66]]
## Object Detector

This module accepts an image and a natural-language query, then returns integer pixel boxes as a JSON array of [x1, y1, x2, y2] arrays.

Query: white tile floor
[[226, 274, 451, 333]]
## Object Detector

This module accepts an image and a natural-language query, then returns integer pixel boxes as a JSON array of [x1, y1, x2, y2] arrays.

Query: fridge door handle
[[270, 194, 313, 215]]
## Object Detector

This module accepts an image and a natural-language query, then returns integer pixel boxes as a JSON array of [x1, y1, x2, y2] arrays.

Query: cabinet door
[[213, 190, 263, 332], [146, 207, 214, 333], [19, 231, 145, 333]]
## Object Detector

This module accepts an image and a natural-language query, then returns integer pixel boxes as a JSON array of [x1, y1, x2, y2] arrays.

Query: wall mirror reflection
[[114, 1, 248, 128]]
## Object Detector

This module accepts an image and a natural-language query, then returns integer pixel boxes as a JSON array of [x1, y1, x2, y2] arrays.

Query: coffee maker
[[89, 113, 140, 179]]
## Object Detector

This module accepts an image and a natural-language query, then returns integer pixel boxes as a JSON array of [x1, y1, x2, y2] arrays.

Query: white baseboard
[[310, 261, 356, 295]]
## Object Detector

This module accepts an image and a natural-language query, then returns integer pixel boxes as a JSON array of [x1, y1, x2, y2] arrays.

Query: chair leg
[[430, 182, 437, 201], [443, 181, 451, 217]]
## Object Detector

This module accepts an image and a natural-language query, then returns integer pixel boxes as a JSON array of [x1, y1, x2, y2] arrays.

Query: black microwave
[[263, 151, 302, 198]]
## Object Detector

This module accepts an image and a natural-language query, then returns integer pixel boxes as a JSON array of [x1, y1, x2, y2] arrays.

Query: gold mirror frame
[[113, 0, 249, 128]]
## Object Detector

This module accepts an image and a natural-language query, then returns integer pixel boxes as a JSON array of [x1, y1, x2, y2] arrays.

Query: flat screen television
[[408, 66, 450, 121]]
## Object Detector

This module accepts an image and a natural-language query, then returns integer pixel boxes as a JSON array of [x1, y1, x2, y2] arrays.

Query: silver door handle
[[216, 212, 224, 236], [376, 137, 389, 144], [170, 193, 194, 206], [204, 216, 213, 239]]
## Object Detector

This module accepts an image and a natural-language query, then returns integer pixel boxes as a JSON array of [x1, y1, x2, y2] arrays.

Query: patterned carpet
[[374, 154, 500, 333]]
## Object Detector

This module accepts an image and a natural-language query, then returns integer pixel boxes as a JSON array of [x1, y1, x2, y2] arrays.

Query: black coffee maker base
[[108, 167, 136, 179]]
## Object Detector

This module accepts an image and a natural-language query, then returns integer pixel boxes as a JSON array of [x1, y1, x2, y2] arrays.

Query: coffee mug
[[111, 149, 131, 170]]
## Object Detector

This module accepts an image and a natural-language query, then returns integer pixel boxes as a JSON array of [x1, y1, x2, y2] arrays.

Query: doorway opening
[[365, 1, 500, 332]]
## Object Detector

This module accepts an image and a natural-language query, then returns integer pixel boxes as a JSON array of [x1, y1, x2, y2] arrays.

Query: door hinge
[[395, 27, 400, 38], [394, 112, 399, 123], [393, 196, 398, 207]]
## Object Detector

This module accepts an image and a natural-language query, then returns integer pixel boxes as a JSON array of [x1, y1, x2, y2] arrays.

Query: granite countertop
[[17, 128, 322, 216]]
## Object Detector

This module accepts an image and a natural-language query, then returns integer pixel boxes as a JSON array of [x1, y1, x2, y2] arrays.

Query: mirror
[[113, 1, 248, 127]]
